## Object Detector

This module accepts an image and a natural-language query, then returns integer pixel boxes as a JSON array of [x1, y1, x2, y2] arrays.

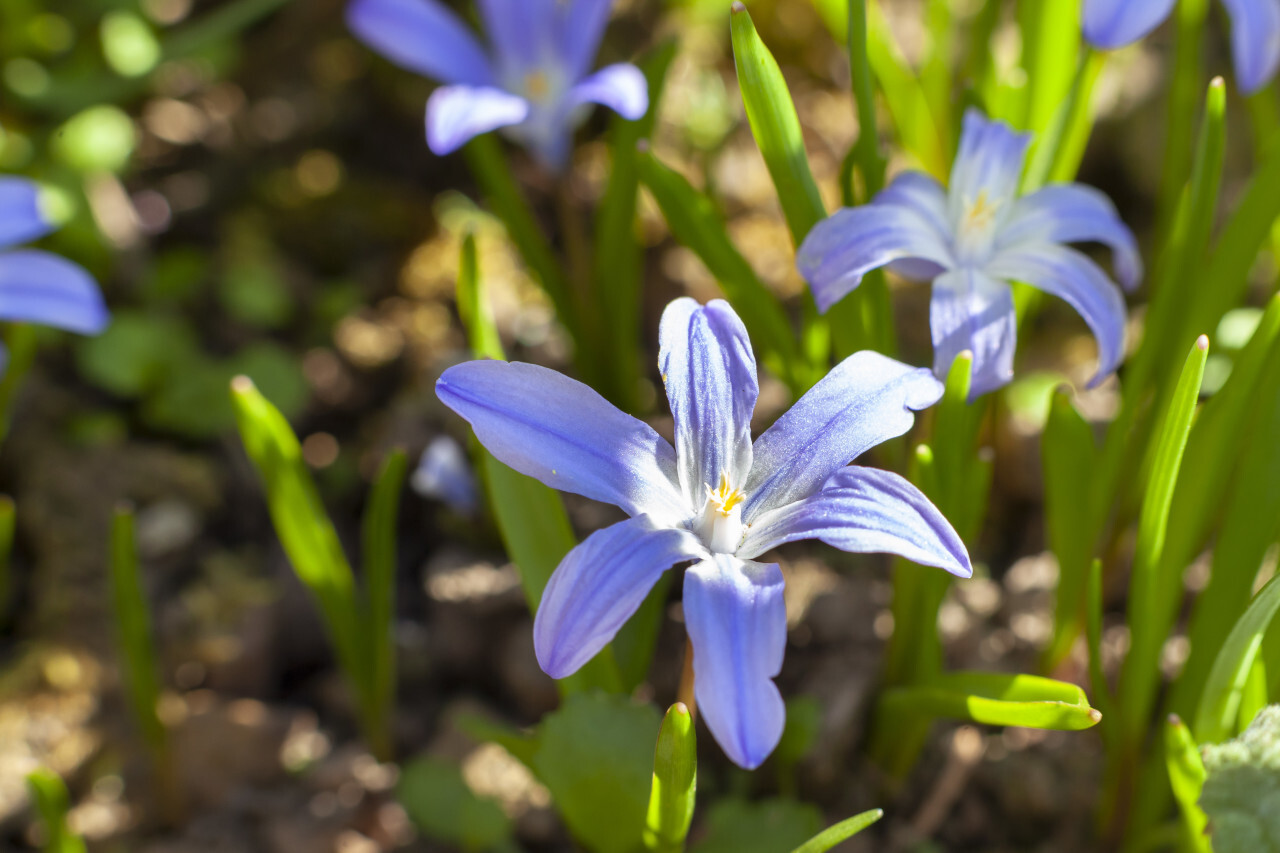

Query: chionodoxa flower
[[347, 0, 648, 168], [1083, 0, 1280, 94], [798, 109, 1140, 399], [0, 177, 109, 365], [437, 298, 970, 768]]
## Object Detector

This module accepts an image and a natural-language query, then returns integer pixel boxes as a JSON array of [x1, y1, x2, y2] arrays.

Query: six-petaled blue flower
[[798, 109, 1140, 399], [0, 177, 109, 367], [347, 0, 649, 168], [1083, 0, 1280, 94], [436, 297, 971, 769]]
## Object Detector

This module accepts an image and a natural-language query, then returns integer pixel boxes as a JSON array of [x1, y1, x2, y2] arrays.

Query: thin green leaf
[[1019, 0, 1083, 135], [457, 233, 503, 362], [789, 809, 885, 853], [730, 2, 826, 245], [1194, 574, 1280, 744], [361, 449, 407, 762], [637, 149, 806, 392], [644, 703, 697, 853], [1043, 390, 1099, 670], [1164, 714, 1211, 852], [1119, 336, 1209, 744], [0, 496, 14, 622], [1156, 0, 1211, 240], [25, 770, 86, 853], [109, 505, 166, 755], [1085, 560, 1115, 733], [880, 671, 1103, 731]]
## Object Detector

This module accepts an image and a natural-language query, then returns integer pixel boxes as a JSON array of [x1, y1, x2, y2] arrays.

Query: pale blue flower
[[436, 297, 970, 769], [1083, 0, 1280, 94], [347, 0, 648, 168], [798, 109, 1140, 399], [0, 177, 109, 367], [412, 435, 480, 514]]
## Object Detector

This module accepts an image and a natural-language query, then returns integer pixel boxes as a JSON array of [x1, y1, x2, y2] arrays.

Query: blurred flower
[[346, 0, 648, 168], [411, 435, 480, 515], [798, 109, 1139, 399], [0, 177, 110, 368], [1082, 0, 1280, 94], [437, 297, 970, 769]]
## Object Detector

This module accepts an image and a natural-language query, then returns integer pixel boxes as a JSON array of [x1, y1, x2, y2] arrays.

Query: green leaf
[[25, 769, 86, 853], [0, 495, 15, 621], [52, 106, 135, 174], [1043, 389, 1100, 670], [76, 311, 201, 398], [361, 449, 407, 762], [1199, 705, 1280, 851], [879, 671, 1103, 731], [1195, 578, 1280, 744], [691, 798, 823, 853], [644, 703, 697, 853], [532, 693, 660, 853], [790, 809, 885, 853], [109, 506, 167, 755], [229, 377, 366, 723], [397, 757, 513, 852], [729, 2, 826, 245], [1120, 336, 1209, 744], [637, 149, 806, 392], [1164, 715, 1210, 852], [455, 239, 621, 693]]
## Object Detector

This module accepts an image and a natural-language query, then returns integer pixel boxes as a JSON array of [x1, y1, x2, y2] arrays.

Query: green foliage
[[879, 671, 1102, 731], [108, 506, 167, 756], [531, 693, 661, 853], [25, 770, 86, 853], [691, 798, 823, 853], [1200, 705, 1280, 851], [1165, 715, 1211, 852], [1195, 577, 1280, 745], [645, 703, 697, 853], [397, 757, 514, 852], [790, 809, 885, 853], [230, 378, 404, 759]]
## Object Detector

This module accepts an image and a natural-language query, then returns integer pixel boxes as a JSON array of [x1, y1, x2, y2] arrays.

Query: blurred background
[[0, 0, 1274, 850]]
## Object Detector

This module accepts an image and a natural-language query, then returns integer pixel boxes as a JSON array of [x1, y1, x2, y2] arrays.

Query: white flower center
[[695, 473, 746, 554], [954, 190, 1002, 262]]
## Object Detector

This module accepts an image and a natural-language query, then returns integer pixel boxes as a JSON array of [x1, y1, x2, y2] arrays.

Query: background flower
[[347, 0, 649, 167], [798, 109, 1139, 399]]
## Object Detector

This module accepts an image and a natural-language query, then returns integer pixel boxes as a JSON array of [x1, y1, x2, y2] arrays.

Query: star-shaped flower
[[437, 297, 970, 768], [798, 109, 1140, 399], [347, 0, 648, 168]]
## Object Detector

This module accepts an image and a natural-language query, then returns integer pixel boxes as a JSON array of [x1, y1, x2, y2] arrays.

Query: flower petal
[[435, 359, 689, 523], [426, 85, 530, 155], [797, 204, 954, 313], [0, 178, 52, 251], [743, 352, 943, 520], [659, 298, 758, 505], [477, 0, 557, 71], [0, 250, 109, 334], [998, 183, 1143, 291], [875, 171, 952, 239], [1221, 0, 1280, 94], [684, 554, 787, 769], [567, 63, 648, 120], [929, 267, 1017, 398], [986, 243, 1127, 387], [535, 515, 706, 678], [738, 467, 972, 576], [1082, 0, 1175, 50], [947, 109, 1033, 225], [558, 0, 614, 80], [346, 0, 494, 85]]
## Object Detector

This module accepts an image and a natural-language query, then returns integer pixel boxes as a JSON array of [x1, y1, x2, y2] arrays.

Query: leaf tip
[[1168, 713, 1184, 727], [730, 0, 747, 13], [1196, 334, 1209, 352], [1089, 708, 1103, 724], [230, 374, 256, 395]]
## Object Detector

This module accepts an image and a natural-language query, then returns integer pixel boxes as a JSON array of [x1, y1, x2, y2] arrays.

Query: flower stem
[[677, 636, 697, 723]]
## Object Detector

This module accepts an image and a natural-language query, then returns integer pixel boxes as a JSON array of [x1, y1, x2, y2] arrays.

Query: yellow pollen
[[524, 70, 551, 101], [707, 473, 746, 516], [963, 191, 1000, 232]]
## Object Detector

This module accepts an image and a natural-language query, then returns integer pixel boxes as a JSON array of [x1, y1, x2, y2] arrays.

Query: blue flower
[[346, 0, 649, 168], [798, 109, 1139, 399], [1083, 0, 1280, 94], [412, 435, 480, 515], [0, 177, 109, 367], [436, 297, 970, 769]]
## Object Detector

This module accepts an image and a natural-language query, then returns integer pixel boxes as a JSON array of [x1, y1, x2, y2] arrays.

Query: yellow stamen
[[524, 70, 551, 101], [707, 472, 746, 516], [963, 190, 1000, 233]]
